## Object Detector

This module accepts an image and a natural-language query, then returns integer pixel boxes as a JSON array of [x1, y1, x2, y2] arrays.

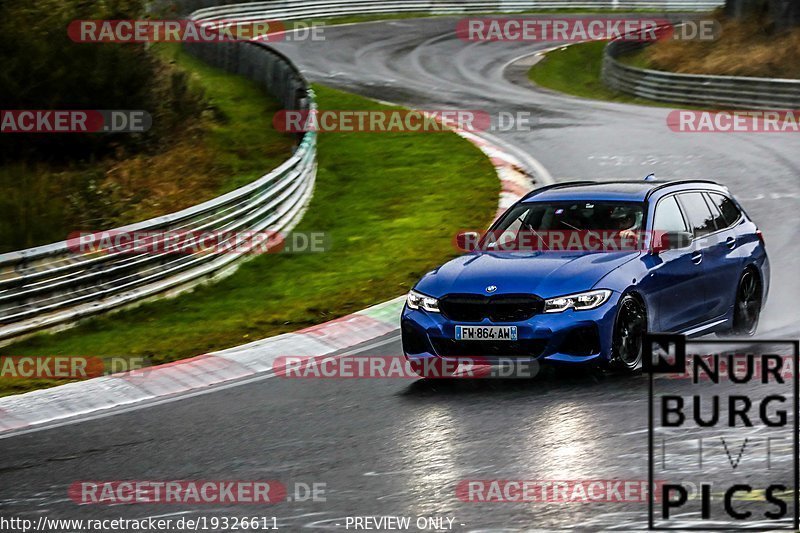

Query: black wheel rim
[[614, 298, 646, 367], [734, 271, 761, 335]]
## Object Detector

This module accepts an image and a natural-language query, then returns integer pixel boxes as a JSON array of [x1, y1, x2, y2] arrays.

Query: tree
[[0, 0, 156, 162], [725, 0, 800, 28], [725, 0, 761, 18]]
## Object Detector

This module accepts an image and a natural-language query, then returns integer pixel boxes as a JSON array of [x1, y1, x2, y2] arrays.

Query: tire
[[611, 294, 647, 373], [728, 269, 762, 337]]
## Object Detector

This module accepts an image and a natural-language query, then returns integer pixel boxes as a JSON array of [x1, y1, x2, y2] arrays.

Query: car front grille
[[431, 338, 547, 358], [438, 293, 544, 322]]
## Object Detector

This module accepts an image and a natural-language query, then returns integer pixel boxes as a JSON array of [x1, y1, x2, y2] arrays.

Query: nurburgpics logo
[[645, 334, 799, 530]]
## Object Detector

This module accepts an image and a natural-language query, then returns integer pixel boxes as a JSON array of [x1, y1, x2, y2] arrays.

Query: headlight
[[407, 290, 440, 312], [544, 289, 612, 313]]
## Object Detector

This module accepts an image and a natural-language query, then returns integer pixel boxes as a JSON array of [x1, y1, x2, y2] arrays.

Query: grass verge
[[527, 41, 659, 104], [527, 14, 800, 107], [151, 44, 297, 194], [0, 85, 498, 396], [526, 41, 706, 108]]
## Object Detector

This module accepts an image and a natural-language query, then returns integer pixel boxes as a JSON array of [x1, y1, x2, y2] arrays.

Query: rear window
[[708, 193, 742, 228]]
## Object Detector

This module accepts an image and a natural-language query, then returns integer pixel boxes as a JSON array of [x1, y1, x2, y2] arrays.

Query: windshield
[[483, 200, 646, 251]]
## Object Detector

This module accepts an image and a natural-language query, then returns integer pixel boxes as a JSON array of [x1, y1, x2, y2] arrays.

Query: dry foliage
[[644, 16, 800, 79]]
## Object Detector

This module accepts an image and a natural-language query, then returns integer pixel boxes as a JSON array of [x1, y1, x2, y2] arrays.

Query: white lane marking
[[144, 511, 195, 520], [474, 130, 555, 185], [741, 192, 800, 201], [0, 334, 400, 440], [587, 154, 704, 167]]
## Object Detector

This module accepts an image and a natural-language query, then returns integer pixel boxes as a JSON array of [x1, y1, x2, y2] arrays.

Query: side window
[[679, 192, 717, 237], [653, 196, 688, 233], [702, 193, 726, 231], [708, 193, 742, 228]]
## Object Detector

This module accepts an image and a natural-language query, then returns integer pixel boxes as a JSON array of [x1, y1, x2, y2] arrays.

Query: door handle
[[691, 251, 703, 265], [725, 236, 736, 249]]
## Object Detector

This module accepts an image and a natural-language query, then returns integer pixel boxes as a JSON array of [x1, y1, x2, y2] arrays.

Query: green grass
[[527, 41, 647, 103], [527, 41, 707, 108], [0, 84, 498, 396], [0, 163, 76, 251], [154, 44, 296, 194], [616, 48, 653, 70]]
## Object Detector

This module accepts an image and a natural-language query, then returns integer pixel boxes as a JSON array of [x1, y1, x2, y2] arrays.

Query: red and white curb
[[0, 134, 539, 436]]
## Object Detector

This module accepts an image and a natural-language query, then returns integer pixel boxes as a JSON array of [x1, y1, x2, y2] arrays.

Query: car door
[[675, 191, 723, 327], [701, 192, 746, 320], [642, 194, 708, 332]]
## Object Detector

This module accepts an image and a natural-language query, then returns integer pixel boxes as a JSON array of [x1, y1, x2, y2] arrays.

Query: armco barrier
[[183, 0, 722, 20], [0, 0, 723, 344], [602, 33, 800, 109], [0, 39, 316, 344], [172, 0, 725, 20]]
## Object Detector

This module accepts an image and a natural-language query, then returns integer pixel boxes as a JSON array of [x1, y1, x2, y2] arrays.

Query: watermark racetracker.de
[[0, 356, 148, 380], [668, 110, 800, 133], [66, 230, 330, 255], [273, 355, 541, 379], [457, 479, 663, 502], [68, 19, 325, 43], [457, 17, 720, 42], [0, 110, 151, 133]]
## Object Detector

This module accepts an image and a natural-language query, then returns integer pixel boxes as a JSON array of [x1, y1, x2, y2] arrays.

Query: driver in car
[[612, 210, 641, 249]]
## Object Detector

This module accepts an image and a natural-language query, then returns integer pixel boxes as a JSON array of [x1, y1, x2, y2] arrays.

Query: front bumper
[[401, 291, 621, 366]]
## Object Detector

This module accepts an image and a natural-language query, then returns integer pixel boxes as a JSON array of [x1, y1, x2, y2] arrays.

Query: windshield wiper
[[517, 216, 549, 251], [559, 220, 582, 232]]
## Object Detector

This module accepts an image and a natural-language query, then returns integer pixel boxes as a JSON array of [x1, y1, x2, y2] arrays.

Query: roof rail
[[645, 179, 723, 199], [519, 179, 723, 202], [520, 181, 597, 201]]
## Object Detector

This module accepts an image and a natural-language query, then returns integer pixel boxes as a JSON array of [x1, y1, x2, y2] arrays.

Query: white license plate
[[455, 325, 517, 341]]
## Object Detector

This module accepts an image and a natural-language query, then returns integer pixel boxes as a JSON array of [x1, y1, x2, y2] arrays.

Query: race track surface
[[1, 16, 798, 532]]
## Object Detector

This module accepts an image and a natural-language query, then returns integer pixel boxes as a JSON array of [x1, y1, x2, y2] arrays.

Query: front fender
[[592, 253, 655, 330]]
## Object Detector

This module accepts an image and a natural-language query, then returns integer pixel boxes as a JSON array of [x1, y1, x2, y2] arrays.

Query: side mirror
[[455, 231, 481, 252], [652, 231, 694, 254]]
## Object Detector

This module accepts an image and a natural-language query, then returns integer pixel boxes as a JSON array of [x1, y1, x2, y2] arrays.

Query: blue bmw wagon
[[401, 180, 769, 374]]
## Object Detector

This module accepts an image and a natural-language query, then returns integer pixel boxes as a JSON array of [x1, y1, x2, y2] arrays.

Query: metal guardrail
[[0, 38, 316, 343], [602, 33, 800, 109], [185, 0, 723, 20], [1, 0, 724, 343]]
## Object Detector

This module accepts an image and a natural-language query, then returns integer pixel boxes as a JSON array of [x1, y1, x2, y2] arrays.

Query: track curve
[[269, 16, 799, 335]]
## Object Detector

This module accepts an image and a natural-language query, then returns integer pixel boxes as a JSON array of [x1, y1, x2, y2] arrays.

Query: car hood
[[414, 251, 641, 299]]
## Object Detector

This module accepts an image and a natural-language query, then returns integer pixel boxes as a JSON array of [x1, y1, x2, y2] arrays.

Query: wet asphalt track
[[1, 15, 799, 532]]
